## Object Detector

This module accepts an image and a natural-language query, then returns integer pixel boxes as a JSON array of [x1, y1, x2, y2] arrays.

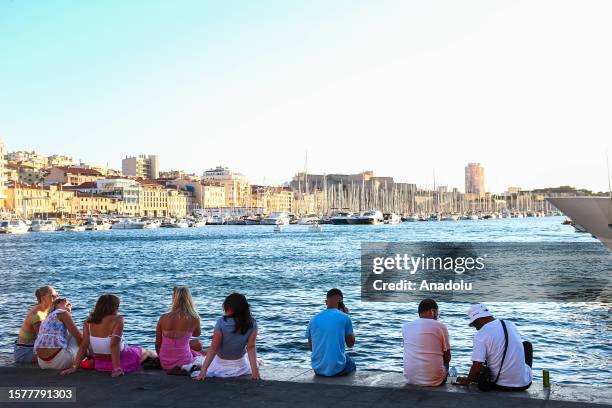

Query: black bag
[[477, 320, 508, 392]]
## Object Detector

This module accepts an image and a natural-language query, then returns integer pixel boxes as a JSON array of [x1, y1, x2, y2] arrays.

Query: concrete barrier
[[0, 363, 609, 407]]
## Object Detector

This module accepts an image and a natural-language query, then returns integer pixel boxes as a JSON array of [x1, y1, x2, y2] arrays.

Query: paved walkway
[[0, 365, 609, 407]]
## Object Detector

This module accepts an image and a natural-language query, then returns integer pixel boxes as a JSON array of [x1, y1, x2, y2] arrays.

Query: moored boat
[[356, 210, 384, 225], [262, 212, 290, 226], [30, 219, 59, 232], [0, 219, 30, 234], [330, 211, 353, 225], [112, 219, 146, 229]]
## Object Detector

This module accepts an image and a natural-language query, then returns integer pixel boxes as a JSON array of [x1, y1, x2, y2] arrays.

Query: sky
[[1, 0, 610, 193]]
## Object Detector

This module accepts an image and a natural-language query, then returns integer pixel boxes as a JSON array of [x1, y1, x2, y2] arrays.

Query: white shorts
[[190, 354, 252, 378], [37, 335, 79, 370]]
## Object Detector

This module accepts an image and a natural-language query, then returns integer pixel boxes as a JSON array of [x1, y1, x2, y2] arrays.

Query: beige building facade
[[202, 166, 250, 208], [45, 167, 103, 186], [5, 184, 75, 218], [0, 138, 6, 209], [73, 192, 119, 214], [122, 155, 160, 179]]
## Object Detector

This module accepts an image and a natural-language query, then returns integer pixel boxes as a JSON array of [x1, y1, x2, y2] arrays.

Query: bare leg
[[140, 349, 158, 363]]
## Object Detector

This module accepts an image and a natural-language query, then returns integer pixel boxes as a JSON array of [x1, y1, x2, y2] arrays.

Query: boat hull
[[547, 197, 612, 250], [330, 218, 350, 225]]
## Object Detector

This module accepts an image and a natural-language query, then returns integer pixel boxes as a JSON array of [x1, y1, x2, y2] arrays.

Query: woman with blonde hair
[[14, 286, 58, 363], [155, 286, 204, 371]]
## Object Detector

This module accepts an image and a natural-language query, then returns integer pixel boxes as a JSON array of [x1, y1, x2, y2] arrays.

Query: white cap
[[468, 304, 493, 326]]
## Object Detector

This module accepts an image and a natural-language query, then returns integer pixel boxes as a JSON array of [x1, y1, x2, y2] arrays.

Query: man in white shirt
[[402, 299, 451, 386], [456, 304, 532, 390]]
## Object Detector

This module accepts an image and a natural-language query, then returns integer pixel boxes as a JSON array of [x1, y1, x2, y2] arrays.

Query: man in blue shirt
[[305, 288, 356, 376]]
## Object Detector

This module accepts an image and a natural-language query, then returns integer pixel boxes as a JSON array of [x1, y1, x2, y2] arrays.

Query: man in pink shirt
[[402, 299, 451, 386]]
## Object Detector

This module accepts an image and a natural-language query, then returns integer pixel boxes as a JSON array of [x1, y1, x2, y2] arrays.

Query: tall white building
[[0, 138, 6, 208], [122, 155, 160, 179]]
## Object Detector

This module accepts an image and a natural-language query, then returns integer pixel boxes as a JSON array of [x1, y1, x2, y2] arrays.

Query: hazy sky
[[1, 1, 610, 192]]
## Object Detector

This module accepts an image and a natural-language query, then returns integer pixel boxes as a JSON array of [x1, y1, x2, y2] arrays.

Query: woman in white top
[[62, 294, 156, 377], [34, 297, 82, 370]]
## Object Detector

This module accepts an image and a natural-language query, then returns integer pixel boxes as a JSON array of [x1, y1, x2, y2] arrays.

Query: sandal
[[112, 368, 125, 377]]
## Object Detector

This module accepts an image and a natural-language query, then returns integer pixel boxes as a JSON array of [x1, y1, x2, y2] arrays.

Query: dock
[[0, 364, 609, 407]]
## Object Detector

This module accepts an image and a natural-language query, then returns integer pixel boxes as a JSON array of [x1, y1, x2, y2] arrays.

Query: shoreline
[[0, 363, 609, 407]]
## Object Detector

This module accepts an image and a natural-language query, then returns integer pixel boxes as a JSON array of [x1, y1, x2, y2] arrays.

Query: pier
[[1, 363, 609, 407]]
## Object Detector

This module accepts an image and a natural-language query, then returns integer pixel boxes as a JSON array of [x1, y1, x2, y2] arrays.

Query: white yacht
[[165, 219, 189, 228], [112, 219, 146, 229], [404, 214, 419, 222], [384, 213, 402, 224], [206, 215, 225, 225], [262, 212, 290, 226], [346, 213, 362, 225], [189, 218, 206, 227], [85, 218, 112, 231], [330, 211, 353, 225], [298, 215, 319, 225], [445, 214, 460, 221], [0, 220, 30, 234], [547, 197, 612, 250], [244, 215, 263, 225], [357, 210, 384, 225], [30, 219, 59, 232], [64, 224, 87, 232], [143, 219, 161, 229]]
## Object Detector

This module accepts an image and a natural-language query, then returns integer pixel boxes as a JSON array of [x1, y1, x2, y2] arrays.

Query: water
[[1, 217, 610, 385]]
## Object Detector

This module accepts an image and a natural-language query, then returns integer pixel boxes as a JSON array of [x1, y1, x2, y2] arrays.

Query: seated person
[[194, 293, 260, 380], [62, 294, 156, 378], [34, 297, 82, 370], [305, 288, 356, 377], [14, 286, 57, 364], [403, 298, 451, 386], [456, 304, 533, 391], [156, 286, 204, 371]]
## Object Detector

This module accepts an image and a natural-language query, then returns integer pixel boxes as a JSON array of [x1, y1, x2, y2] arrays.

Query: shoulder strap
[[494, 320, 509, 384]]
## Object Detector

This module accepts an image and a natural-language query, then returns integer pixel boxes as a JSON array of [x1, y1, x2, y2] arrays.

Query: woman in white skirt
[[193, 293, 260, 380], [34, 298, 82, 370]]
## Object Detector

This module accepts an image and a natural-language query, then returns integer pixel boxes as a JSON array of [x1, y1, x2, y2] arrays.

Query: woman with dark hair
[[14, 286, 58, 363], [34, 297, 82, 370], [61, 294, 156, 378], [194, 293, 260, 380]]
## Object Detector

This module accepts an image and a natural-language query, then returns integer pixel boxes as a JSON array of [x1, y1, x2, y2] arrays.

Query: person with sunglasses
[[402, 298, 451, 386], [34, 297, 83, 370], [14, 286, 58, 364]]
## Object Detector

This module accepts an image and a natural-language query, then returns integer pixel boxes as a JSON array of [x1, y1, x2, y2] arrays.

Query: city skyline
[[1, 1, 610, 192], [2, 142, 610, 195]]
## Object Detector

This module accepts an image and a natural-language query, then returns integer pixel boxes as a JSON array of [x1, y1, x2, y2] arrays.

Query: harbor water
[[0, 217, 609, 385]]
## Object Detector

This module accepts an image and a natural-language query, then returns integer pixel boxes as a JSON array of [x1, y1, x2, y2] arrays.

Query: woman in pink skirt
[[62, 294, 156, 377], [156, 286, 204, 372]]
